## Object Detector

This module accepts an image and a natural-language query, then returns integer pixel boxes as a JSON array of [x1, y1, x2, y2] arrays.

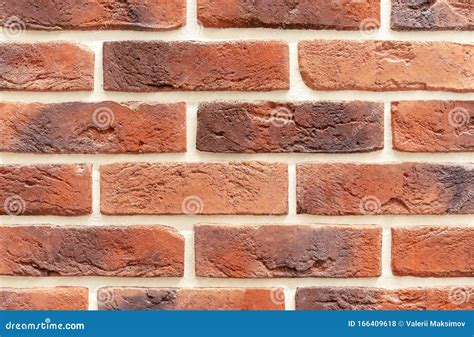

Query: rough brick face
[[297, 163, 474, 215], [1, 0, 185, 31], [101, 162, 288, 215], [0, 102, 186, 154], [0, 164, 92, 216], [195, 225, 382, 278], [98, 288, 284, 310], [391, 0, 474, 31], [392, 227, 474, 277], [0, 287, 88, 310], [103, 41, 289, 92], [298, 40, 474, 92], [296, 287, 474, 310], [197, 101, 384, 153], [0, 43, 94, 91], [392, 101, 474, 152], [0, 225, 184, 277], [198, 0, 380, 30]]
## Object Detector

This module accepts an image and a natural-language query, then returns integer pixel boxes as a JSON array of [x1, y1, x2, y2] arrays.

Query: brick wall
[[0, 0, 472, 311]]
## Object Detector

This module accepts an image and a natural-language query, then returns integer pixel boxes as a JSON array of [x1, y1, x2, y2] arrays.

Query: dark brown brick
[[0, 43, 94, 91], [0, 102, 186, 154], [297, 163, 474, 215], [296, 287, 474, 310], [98, 287, 285, 310], [198, 0, 380, 30], [101, 162, 288, 215], [391, 0, 474, 31], [103, 41, 289, 92], [392, 101, 474, 152], [299, 40, 474, 92], [0, 225, 184, 277], [392, 227, 474, 277], [195, 224, 382, 278], [197, 101, 384, 153], [0, 0, 185, 31], [0, 287, 88, 310], [1, 164, 92, 216]]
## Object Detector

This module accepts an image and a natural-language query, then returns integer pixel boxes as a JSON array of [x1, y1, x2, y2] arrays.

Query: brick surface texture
[[1, 0, 472, 312]]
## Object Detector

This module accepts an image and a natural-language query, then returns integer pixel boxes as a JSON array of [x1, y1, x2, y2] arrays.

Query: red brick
[[1, 0, 185, 31], [198, 0, 380, 29], [101, 162, 288, 215], [195, 224, 382, 278], [98, 287, 284, 310], [103, 41, 289, 92], [0, 42, 94, 91], [392, 227, 474, 277], [392, 0, 474, 31], [0, 102, 186, 154], [299, 40, 474, 92], [0, 164, 92, 216], [0, 225, 184, 277], [197, 101, 384, 153], [392, 101, 473, 152], [0, 287, 88, 310], [297, 163, 473, 215], [296, 287, 474, 310]]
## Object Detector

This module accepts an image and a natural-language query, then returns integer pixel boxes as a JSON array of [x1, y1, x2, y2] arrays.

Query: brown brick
[[197, 101, 384, 153], [392, 0, 474, 31], [0, 287, 88, 310], [0, 164, 92, 216], [1, 0, 185, 31], [198, 0, 380, 30], [0, 43, 94, 91], [101, 162, 288, 215], [0, 225, 184, 277], [392, 227, 474, 277], [296, 287, 474, 310], [298, 40, 474, 92], [195, 224, 382, 278], [103, 41, 289, 92], [0, 102, 186, 154], [392, 101, 474, 152], [297, 163, 473, 215], [98, 287, 284, 310]]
